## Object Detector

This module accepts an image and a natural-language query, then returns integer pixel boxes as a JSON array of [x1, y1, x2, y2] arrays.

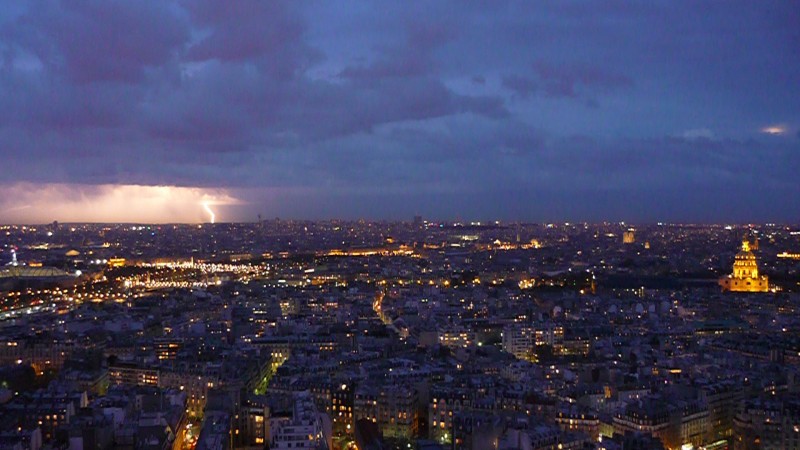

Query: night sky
[[1, 1, 798, 223]]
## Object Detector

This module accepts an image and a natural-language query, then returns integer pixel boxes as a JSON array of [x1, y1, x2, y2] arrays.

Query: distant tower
[[10, 250, 18, 266], [719, 240, 769, 292], [623, 229, 636, 244]]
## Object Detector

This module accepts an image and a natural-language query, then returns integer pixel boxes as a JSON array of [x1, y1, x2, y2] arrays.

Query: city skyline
[[1, 220, 798, 450], [1, 1, 798, 222], [2, 4, 799, 445]]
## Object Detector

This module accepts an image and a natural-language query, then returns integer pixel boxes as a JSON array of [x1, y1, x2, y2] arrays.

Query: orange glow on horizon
[[761, 125, 786, 135], [0, 183, 242, 224]]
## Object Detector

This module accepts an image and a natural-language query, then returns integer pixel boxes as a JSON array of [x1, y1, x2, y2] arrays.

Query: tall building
[[270, 392, 332, 450], [613, 397, 710, 450], [354, 384, 419, 439], [719, 240, 769, 293], [733, 396, 800, 450], [502, 325, 535, 360]]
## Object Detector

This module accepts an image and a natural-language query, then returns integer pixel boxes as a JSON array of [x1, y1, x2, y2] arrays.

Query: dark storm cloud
[[0, 0, 798, 222], [501, 75, 538, 99], [7, 0, 188, 83], [339, 22, 452, 81], [502, 63, 632, 103], [532, 62, 633, 99]]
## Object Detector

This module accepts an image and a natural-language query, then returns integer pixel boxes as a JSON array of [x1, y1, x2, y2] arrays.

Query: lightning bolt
[[202, 202, 216, 224]]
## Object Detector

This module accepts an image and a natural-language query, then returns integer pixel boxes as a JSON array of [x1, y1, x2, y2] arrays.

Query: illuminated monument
[[719, 240, 769, 292], [622, 229, 635, 244]]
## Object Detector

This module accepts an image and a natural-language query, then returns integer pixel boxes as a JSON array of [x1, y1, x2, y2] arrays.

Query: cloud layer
[[0, 1, 798, 222]]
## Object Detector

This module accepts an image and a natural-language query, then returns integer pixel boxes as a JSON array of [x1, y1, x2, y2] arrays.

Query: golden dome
[[719, 239, 769, 292]]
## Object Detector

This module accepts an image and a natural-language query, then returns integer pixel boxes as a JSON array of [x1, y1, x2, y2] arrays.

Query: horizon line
[[0, 220, 796, 227]]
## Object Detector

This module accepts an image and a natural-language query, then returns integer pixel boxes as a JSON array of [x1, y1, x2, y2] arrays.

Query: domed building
[[719, 240, 769, 292], [0, 250, 78, 289]]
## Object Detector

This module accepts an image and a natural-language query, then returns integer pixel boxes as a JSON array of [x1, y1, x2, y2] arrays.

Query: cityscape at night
[[2, 222, 800, 450], [1, 2, 799, 450]]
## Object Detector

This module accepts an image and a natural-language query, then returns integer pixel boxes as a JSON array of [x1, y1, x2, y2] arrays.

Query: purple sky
[[1, 1, 798, 223]]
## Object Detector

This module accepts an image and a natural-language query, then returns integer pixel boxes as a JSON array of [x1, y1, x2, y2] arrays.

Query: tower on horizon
[[623, 229, 635, 244]]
